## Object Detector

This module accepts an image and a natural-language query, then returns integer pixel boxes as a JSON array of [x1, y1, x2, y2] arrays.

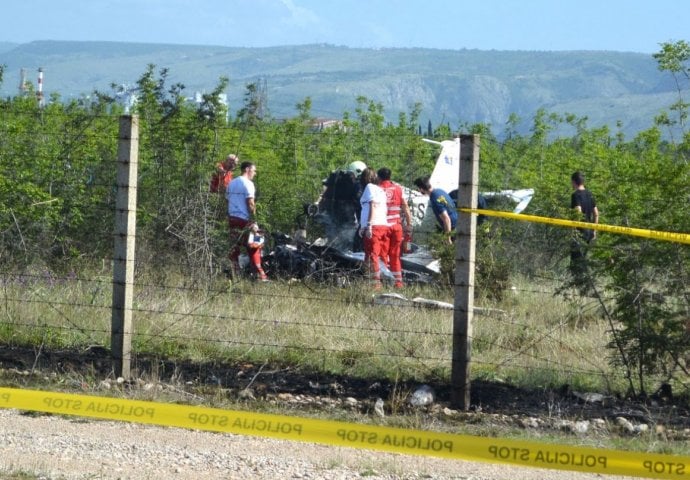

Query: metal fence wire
[[0, 111, 688, 408]]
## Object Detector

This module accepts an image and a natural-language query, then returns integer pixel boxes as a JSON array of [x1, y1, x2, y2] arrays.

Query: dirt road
[[0, 409, 639, 480]]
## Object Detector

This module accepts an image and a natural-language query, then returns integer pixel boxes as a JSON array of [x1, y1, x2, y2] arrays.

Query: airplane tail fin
[[422, 138, 534, 214], [425, 138, 460, 194]]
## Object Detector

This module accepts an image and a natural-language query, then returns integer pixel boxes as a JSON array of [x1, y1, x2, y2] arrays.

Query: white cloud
[[278, 0, 320, 28]]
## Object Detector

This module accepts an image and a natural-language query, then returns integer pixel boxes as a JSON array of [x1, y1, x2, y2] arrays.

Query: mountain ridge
[[0, 40, 680, 137]]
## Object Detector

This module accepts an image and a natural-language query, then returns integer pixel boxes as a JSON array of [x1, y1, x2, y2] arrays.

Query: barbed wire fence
[[0, 110, 687, 410]]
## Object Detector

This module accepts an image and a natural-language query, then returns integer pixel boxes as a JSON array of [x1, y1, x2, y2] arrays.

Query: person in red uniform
[[377, 167, 413, 288], [210, 154, 238, 193]]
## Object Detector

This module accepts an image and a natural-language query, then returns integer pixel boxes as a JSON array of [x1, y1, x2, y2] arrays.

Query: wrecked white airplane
[[265, 138, 534, 283]]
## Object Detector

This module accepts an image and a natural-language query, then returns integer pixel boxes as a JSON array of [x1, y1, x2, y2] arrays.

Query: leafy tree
[[235, 81, 265, 127], [594, 133, 689, 396], [653, 40, 690, 138], [0, 85, 120, 265], [0, 59, 688, 399], [572, 41, 689, 396]]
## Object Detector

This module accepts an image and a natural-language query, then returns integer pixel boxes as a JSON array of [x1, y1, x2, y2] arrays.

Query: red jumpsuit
[[210, 163, 233, 193], [379, 180, 405, 288]]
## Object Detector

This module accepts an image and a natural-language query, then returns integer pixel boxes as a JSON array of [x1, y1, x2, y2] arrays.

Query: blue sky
[[3, 0, 688, 53]]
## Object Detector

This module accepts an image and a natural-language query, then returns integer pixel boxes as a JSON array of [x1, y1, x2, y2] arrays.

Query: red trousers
[[383, 223, 404, 286], [228, 216, 264, 277], [363, 225, 389, 285]]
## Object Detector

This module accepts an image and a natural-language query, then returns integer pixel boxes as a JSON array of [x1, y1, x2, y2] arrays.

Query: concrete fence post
[[451, 134, 479, 410], [111, 115, 139, 379]]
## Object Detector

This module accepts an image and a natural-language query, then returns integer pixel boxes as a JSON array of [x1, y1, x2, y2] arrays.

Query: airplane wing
[[482, 188, 535, 214]]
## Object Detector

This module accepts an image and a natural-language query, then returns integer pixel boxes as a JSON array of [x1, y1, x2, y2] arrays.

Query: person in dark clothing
[[414, 176, 457, 244], [320, 169, 360, 229], [477, 193, 488, 225], [316, 163, 366, 250], [448, 190, 488, 226], [569, 171, 599, 280]]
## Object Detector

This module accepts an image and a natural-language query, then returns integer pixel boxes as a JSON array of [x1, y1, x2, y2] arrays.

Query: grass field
[[2, 264, 690, 469], [0, 264, 624, 394]]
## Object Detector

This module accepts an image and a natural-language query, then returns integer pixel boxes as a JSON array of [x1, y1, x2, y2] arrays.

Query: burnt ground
[[1, 345, 689, 441]]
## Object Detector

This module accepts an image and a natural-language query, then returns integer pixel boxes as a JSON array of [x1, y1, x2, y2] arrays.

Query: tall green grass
[[0, 265, 630, 394]]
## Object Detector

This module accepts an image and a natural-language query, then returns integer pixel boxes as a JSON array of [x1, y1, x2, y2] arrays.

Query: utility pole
[[450, 134, 479, 410], [19, 68, 27, 95], [256, 77, 268, 120]]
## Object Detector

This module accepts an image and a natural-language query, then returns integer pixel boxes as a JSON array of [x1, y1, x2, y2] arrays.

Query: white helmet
[[346, 160, 367, 177]]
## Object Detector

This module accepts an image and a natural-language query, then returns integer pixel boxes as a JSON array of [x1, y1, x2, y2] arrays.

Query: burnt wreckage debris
[[264, 169, 439, 285], [265, 233, 438, 285]]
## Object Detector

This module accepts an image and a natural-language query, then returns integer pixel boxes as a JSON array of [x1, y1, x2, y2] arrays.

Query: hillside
[[0, 40, 681, 137], [0, 42, 18, 54]]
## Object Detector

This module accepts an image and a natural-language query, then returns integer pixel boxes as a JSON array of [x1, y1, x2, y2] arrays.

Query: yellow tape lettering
[[489, 445, 530, 462], [84, 401, 154, 418], [188, 412, 228, 427], [43, 397, 81, 411], [534, 450, 606, 469], [0, 393, 10, 403], [232, 417, 302, 435], [643, 460, 685, 475], [336, 428, 377, 444], [381, 434, 453, 453]]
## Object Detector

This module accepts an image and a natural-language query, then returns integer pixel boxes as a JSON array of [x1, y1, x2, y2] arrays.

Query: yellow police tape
[[1, 387, 688, 479], [460, 208, 690, 245]]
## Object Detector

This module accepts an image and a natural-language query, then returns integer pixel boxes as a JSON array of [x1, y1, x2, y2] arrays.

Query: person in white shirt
[[358, 168, 390, 289], [226, 161, 268, 281]]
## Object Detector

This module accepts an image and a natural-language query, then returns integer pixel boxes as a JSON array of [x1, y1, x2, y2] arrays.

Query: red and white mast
[[37, 67, 45, 107]]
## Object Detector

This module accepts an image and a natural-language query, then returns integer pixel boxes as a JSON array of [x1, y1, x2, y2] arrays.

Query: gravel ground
[[0, 409, 639, 480]]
